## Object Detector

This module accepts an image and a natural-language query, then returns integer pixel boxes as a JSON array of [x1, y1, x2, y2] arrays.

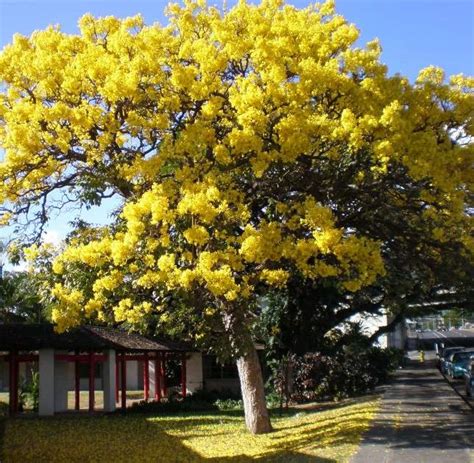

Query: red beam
[[17, 354, 38, 362], [55, 354, 106, 363], [0, 354, 38, 362], [120, 353, 185, 362], [122, 354, 151, 362], [0, 352, 189, 361], [143, 352, 149, 401], [88, 352, 95, 412], [0, 352, 188, 362], [181, 353, 187, 399], [121, 353, 127, 411]]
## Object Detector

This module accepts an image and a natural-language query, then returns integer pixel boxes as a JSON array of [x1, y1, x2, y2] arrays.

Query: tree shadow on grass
[[1, 403, 374, 463]]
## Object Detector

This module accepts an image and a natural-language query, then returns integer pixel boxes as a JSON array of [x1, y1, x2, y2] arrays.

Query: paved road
[[408, 330, 474, 405], [351, 353, 474, 463]]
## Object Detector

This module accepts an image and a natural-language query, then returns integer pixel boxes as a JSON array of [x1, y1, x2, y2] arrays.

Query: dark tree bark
[[224, 309, 272, 434], [236, 345, 272, 434]]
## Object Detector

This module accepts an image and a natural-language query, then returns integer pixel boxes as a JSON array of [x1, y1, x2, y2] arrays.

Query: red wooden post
[[161, 353, 167, 399], [154, 352, 161, 402], [181, 353, 187, 399], [115, 354, 119, 403], [143, 352, 149, 401], [74, 351, 80, 411], [88, 352, 95, 412], [121, 353, 127, 411]]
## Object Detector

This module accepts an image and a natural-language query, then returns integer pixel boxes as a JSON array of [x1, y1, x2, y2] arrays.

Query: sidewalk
[[351, 353, 474, 463]]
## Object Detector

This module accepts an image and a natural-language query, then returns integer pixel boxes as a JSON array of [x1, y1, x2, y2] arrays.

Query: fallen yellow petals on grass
[[3, 400, 378, 463]]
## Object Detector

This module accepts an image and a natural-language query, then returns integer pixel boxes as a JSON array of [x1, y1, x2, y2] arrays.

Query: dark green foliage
[[128, 397, 218, 414], [0, 401, 8, 417], [0, 271, 46, 323], [19, 370, 40, 412], [291, 346, 404, 402], [127, 388, 285, 413], [214, 398, 243, 410], [127, 389, 242, 414]]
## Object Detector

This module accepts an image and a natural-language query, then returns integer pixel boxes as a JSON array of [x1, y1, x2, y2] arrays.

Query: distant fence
[[406, 333, 474, 351], [408, 319, 474, 332]]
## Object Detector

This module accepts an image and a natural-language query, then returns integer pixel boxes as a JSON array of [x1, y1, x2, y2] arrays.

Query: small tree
[[0, 271, 46, 323], [0, 1, 472, 433]]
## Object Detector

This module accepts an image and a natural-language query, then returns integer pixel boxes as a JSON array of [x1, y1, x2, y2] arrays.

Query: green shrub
[[291, 346, 403, 402], [128, 398, 217, 414], [128, 388, 244, 414], [0, 401, 8, 417], [214, 398, 243, 410], [19, 370, 39, 412], [265, 391, 282, 409], [128, 388, 286, 413]]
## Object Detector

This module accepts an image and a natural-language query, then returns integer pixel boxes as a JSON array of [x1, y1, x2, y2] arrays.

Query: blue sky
[[0, 0, 473, 259]]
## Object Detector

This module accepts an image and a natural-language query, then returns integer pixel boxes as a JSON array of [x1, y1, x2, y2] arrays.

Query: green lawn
[[1, 399, 378, 463]]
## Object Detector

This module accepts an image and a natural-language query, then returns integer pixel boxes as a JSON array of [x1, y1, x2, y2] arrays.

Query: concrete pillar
[[103, 350, 116, 412], [149, 360, 157, 398], [39, 349, 55, 416], [54, 352, 69, 412], [186, 353, 203, 394]]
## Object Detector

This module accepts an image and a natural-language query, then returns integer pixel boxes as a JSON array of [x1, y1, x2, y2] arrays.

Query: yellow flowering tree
[[0, 0, 472, 433]]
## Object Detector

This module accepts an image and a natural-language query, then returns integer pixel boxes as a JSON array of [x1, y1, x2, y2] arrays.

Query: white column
[[149, 360, 157, 398], [103, 349, 116, 412], [54, 352, 69, 412], [39, 349, 55, 416], [186, 353, 203, 394]]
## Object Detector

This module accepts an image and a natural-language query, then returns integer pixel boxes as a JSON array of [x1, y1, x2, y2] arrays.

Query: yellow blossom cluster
[[0, 0, 471, 331], [3, 400, 378, 462]]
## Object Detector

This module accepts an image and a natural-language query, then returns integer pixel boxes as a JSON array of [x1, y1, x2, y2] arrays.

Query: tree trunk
[[236, 345, 273, 434]]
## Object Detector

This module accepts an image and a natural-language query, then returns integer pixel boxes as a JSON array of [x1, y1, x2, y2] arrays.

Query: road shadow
[[354, 362, 474, 456]]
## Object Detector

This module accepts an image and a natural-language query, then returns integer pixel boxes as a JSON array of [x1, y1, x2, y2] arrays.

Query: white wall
[[387, 322, 407, 349], [103, 349, 116, 412], [66, 361, 103, 391], [126, 360, 139, 390], [186, 353, 203, 394], [350, 312, 408, 349], [350, 312, 389, 348]]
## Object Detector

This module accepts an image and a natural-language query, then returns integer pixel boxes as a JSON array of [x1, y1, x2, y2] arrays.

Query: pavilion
[[0, 324, 201, 416]]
